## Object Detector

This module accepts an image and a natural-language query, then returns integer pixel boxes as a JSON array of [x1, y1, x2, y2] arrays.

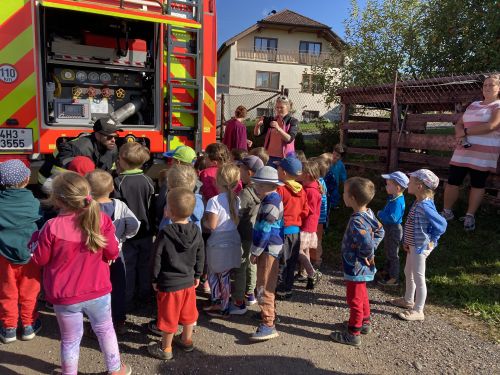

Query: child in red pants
[[0, 159, 41, 343], [330, 177, 384, 346]]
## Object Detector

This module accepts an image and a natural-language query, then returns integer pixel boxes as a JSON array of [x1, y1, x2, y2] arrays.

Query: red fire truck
[[0, 0, 217, 174]]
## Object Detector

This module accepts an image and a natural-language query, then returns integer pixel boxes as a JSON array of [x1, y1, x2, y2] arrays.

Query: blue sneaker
[[245, 293, 257, 306], [21, 319, 42, 341], [229, 301, 248, 315], [250, 324, 279, 341], [0, 326, 17, 344]]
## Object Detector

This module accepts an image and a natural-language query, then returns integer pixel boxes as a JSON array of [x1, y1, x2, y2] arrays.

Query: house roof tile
[[260, 9, 329, 28]]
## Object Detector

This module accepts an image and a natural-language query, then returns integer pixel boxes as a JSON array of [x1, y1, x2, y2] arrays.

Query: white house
[[217, 9, 345, 122]]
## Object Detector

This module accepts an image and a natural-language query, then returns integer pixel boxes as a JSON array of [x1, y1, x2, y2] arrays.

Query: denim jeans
[[383, 224, 403, 280], [54, 294, 121, 375], [278, 233, 300, 292]]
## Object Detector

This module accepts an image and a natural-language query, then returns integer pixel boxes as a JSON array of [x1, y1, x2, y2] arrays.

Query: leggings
[[54, 294, 121, 375], [208, 270, 231, 311], [404, 246, 429, 313]]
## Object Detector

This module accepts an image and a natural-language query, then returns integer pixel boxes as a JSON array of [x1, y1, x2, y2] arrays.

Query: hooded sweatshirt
[[277, 180, 309, 234], [0, 188, 40, 264], [341, 209, 385, 282], [152, 222, 205, 292], [301, 179, 322, 233]]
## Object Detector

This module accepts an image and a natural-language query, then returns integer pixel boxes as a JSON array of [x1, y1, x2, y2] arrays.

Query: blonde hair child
[[203, 164, 242, 317], [31, 172, 130, 375]]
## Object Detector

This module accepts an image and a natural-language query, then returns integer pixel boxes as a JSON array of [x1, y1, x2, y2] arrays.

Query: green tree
[[315, 0, 500, 106]]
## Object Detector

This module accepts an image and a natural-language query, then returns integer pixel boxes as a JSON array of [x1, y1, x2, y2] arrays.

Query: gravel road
[[1, 267, 498, 375]]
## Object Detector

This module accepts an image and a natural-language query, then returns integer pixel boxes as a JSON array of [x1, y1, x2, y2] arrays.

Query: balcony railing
[[236, 48, 335, 66]]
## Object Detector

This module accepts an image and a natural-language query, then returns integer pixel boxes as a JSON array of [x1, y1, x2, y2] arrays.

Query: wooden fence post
[[340, 103, 349, 147], [388, 71, 399, 172]]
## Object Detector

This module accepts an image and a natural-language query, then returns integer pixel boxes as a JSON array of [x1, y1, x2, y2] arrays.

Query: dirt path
[[1, 267, 498, 375]]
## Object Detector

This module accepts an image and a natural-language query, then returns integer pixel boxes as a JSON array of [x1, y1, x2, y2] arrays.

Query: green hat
[[163, 146, 196, 164]]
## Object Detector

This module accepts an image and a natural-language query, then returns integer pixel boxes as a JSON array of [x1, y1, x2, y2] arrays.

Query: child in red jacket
[[31, 172, 130, 375], [299, 160, 323, 290], [276, 156, 309, 299]]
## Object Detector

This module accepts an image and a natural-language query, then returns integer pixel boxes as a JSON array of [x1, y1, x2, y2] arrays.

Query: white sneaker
[[398, 309, 425, 321], [441, 209, 454, 221]]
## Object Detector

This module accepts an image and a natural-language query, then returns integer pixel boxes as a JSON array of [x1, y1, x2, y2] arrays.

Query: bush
[[315, 120, 340, 152]]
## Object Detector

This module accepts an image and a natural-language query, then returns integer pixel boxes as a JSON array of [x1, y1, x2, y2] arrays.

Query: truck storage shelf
[[47, 58, 154, 73]]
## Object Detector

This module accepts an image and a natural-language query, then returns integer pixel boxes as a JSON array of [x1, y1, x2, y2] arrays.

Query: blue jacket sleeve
[[422, 202, 447, 245], [378, 197, 405, 225], [339, 162, 347, 184]]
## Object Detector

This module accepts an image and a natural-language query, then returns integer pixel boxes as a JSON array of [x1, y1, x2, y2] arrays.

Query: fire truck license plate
[[0, 128, 33, 152]]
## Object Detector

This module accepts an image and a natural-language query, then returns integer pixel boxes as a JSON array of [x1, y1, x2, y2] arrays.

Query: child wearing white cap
[[389, 169, 447, 321], [377, 171, 409, 287]]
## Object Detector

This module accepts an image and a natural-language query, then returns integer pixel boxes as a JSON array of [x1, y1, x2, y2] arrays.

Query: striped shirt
[[450, 100, 500, 172], [403, 203, 416, 246]]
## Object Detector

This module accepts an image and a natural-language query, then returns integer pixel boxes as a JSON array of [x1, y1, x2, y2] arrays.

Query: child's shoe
[[343, 321, 372, 335], [108, 363, 132, 375], [306, 271, 323, 290], [461, 214, 475, 232], [147, 342, 173, 360], [0, 326, 17, 344], [378, 278, 399, 287], [330, 330, 361, 346], [398, 309, 425, 321], [147, 319, 162, 336], [294, 273, 307, 283], [229, 301, 248, 315], [206, 308, 230, 319], [245, 293, 257, 306], [173, 335, 194, 352], [21, 319, 42, 341], [276, 290, 292, 300], [388, 297, 414, 309], [250, 324, 279, 341]]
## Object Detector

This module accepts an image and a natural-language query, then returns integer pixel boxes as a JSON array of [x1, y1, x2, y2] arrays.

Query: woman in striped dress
[[442, 75, 500, 231]]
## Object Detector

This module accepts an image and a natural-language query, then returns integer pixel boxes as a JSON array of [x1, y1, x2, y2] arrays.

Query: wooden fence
[[337, 73, 500, 204]]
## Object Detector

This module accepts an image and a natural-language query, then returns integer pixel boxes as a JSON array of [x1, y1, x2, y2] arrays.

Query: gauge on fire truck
[[76, 71, 87, 82], [61, 69, 75, 81], [100, 72, 111, 84], [88, 72, 99, 83]]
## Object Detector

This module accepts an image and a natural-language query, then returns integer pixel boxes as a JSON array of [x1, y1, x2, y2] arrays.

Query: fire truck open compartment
[[38, 6, 160, 129]]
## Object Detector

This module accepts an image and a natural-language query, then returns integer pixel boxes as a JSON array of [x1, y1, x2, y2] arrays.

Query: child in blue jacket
[[330, 177, 384, 347], [377, 171, 409, 286], [390, 169, 447, 321]]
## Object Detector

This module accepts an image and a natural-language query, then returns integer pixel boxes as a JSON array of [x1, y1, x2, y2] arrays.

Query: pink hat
[[67, 156, 95, 176]]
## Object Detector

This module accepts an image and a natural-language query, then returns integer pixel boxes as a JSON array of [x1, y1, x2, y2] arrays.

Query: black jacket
[[152, 222, 205, 292], [259, 114, 299, 144], [57, 134, 118, 171], [114, 171, 155, 237]]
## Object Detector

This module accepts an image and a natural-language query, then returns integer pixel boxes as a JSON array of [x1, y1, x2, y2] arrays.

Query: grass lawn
[[321, 172, 500, 333]]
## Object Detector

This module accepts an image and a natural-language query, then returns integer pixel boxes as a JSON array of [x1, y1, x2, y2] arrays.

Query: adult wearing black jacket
[[57, 118, 120, 171], [38, 118, 120, 183], [253, 95, 299, 167]]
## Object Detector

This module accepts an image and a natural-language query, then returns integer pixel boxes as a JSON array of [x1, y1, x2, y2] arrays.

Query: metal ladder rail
[[165, 22, 203, 150]]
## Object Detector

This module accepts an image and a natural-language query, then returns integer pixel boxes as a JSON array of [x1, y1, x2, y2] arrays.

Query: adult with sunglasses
[[254, 96, 299, 166], [56, 117, 121, 172], [442, 75, 500, 231]]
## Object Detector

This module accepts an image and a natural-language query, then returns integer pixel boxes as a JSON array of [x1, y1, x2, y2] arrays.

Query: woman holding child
[[253, 96, 299, 166]]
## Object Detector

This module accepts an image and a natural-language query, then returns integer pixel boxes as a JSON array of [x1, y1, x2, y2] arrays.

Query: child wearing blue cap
[[377, 171, 409, 287]]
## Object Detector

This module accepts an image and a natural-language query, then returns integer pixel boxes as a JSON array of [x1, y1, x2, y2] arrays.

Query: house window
[[254, 37, 278, 51], [257, 108, 273, 117], [301, 74, 324, 94], [299, 41, 322, 64], [299, 41, 322, 55], [254, 37, 278, 61], [256, 71, 280, 90]]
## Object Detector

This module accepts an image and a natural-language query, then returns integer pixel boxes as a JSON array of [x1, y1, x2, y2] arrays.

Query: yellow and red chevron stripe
[[202, 75, 216, 148], [0, 0, 38, 154]]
